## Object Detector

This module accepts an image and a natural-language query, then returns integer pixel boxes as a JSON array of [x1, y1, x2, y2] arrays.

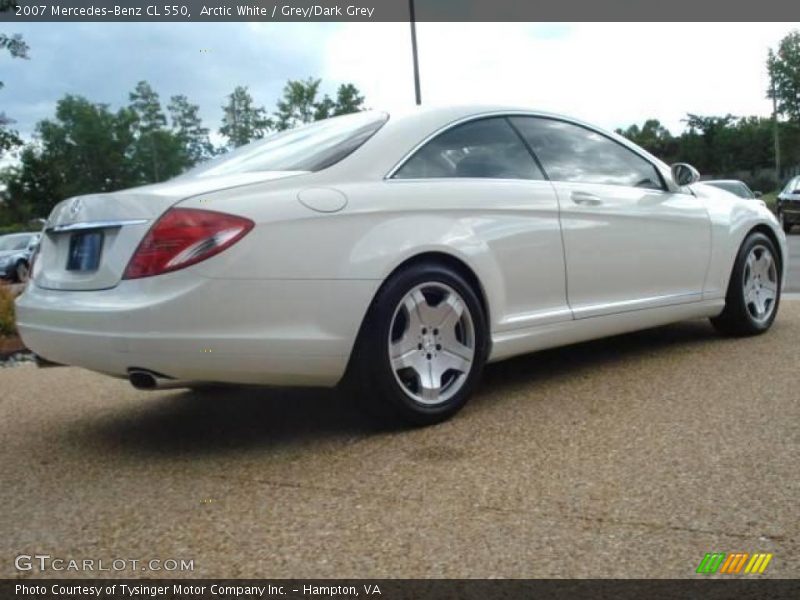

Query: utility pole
[[409, 0, 421, 105], [771, 74, 781, 182]]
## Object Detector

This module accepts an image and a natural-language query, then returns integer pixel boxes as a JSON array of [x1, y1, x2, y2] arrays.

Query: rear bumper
[[15, 271, 380, 387]]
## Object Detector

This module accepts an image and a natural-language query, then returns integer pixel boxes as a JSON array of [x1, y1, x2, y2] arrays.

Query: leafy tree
[[332, 83, 365, 116], [128, 80, 184, 182], [768, 30, 800, 122], [274, 79, 366, 130], [0, 32, 29, 154], [617, 114, 779, 187], [2, 95, 139, 221], [274, 78, 322, 131], [219, 86, 272, 148], [168, 94, 214, 165], [615, 119, 676, 161]]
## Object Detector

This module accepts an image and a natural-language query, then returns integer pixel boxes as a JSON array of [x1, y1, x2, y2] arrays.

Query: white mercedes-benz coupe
[[16, 106, 787, 424]]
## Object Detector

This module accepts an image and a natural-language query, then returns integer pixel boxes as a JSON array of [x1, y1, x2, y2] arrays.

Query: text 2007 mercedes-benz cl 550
[[16, 106, 787, 424]]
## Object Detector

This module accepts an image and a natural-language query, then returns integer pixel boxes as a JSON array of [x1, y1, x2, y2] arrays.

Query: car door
[[510, 116, 711, 318], [390, 116, 570, 332]]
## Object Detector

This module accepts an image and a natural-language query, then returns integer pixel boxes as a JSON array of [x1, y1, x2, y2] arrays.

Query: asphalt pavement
[[2, 300, 798, 578]]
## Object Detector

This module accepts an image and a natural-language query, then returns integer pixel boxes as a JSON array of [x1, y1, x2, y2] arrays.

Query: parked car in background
[[777, 175, 800, 234], [14, 106, 788, 425], [704, 179, 761, 200], [0, 232, 40, 283]]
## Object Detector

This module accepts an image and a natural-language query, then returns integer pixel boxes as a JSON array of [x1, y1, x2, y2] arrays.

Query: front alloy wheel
[[351, 262, 488, 426], [711, 232, 781, 336], [742, 244, 778, 324]]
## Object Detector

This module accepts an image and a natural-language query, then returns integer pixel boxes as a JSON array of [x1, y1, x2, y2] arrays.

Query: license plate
[[66, 231, 103, 272]]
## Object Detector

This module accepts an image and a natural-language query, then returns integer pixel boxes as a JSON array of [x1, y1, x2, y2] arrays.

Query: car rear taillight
[[123, 208, 254, 279]]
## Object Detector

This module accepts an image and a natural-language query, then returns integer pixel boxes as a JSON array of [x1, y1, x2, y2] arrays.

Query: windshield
[[784, 177, 800, 193], [181, 111, 389, 179], [0, 234, 32, 252]]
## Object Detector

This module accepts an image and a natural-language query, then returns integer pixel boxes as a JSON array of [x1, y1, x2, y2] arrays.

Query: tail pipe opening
[[127, 368, 195, 391]]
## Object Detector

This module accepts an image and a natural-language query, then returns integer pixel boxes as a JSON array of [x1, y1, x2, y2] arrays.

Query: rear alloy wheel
[[351, 263, 488, 425], [389, 282, 475, 405], [711, 232, 781, 336], [15, 261, 30, 283]]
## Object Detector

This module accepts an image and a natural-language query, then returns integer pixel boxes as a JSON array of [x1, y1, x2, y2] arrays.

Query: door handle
[[571, 191, 602, 206]]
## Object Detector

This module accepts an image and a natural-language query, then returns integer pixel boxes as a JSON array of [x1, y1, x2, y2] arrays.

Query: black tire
[[778, 209, 792, 234], [348, 262, 488, 426], [14, 261, 29, 283], [710, 232, 781, 336]]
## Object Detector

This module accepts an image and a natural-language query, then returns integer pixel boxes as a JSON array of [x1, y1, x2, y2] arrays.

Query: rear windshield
[[182, 111, 388, 179]]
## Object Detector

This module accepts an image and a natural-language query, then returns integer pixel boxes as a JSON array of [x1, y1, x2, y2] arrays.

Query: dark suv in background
[[0, 232, 40, 283], [777, 175, 800, 234]]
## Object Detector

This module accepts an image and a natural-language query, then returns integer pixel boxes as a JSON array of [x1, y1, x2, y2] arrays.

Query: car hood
[[0, 249, 25, 260]]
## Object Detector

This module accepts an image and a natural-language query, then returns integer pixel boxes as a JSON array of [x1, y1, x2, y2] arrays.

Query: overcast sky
[[1, 22, 798, 145]]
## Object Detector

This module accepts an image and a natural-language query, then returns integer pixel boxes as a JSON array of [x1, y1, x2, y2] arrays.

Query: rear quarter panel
[[180, 175, 568, 334]]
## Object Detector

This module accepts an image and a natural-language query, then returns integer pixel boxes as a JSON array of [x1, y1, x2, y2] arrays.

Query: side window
[[393, 117, 545, 180], [510, 117, 665, 190]]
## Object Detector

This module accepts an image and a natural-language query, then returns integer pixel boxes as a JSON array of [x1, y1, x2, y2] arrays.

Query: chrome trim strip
[[571, 292, 703, 320], [46, 219, 149, 233]]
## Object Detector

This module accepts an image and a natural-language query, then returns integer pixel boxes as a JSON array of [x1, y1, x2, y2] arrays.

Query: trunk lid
[[35, 171, 304, 291]]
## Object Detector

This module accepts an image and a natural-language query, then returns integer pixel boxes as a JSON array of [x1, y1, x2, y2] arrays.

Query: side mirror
[[671, 163, 700, 186], [754, 191, 763, 198]]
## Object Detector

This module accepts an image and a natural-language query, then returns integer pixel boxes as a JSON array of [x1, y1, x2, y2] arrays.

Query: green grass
[[761, 191, 779, 212], [0, 286, 16, 337]]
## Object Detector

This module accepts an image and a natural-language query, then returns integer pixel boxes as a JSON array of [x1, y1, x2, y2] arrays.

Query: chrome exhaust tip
[[128, 368, 195, 391]]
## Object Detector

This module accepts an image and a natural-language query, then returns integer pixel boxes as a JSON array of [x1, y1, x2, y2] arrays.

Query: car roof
[[335, 104, 671, 182], [0, 232, 39, 239]]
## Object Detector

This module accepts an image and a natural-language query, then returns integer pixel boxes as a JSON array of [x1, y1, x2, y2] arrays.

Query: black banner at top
[[1, 0, 799, 22]]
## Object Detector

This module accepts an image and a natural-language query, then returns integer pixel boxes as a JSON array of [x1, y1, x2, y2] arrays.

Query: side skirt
[[488, 299, 725, 363]]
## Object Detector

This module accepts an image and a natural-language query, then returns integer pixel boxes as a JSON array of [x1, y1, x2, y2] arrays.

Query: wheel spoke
[[390, 328, 419, 361], [754, 253, 772, 279], [761, 278, 778, 294], [745, 287, 757, 306], [760, 285, 776, 302], [745, 252, 757, 284], [437, 350, 471, 375], [438, 326, 473, 361], [436, 293, 465, 331], [390, 347, 420, 372], [403, 290, 430, 329], [418, 363, 440, 403]]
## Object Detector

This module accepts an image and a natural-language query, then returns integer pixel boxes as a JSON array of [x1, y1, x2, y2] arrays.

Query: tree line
[[3, 28, 800, 227], [617, 30, 800, 192], [615, 115, 800, 191], [0, 77, 364, 225]]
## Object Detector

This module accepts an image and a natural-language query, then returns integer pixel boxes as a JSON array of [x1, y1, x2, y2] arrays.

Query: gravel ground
[[1, 301, 798, 579]]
